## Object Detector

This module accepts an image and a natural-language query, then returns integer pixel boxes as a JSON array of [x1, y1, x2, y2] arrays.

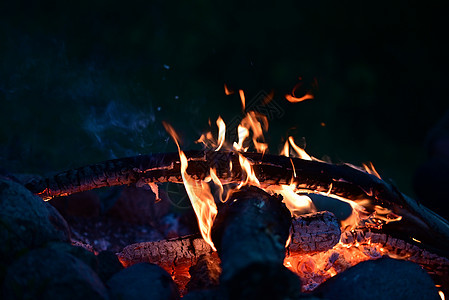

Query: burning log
[[25, 150, 449, 255], [211, 186, 302, 299], [186, 254, 221, 292], [117, 211, 341, 269], [340, 230, 449, 281], [290, 211, 340, 254], [26, 150, 391, 202]]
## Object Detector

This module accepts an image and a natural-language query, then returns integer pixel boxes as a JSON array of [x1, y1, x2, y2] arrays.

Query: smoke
[[83, 100, 168, 158]]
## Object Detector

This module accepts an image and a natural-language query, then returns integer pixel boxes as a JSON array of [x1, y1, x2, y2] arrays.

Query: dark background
[[1, 0, 448, 197]]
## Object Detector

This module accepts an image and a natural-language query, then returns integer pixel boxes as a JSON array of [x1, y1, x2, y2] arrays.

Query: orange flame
[[362, 162, 381, 179], [238, 111, 268, 153], [224, 83, 234, 95], [237, 153, 260, 188], [288, 136, 312, 161], [285, 93, 314, 103], [239, 89, 246, 110], [163, 122, 218, 251], [280, 140, 289, 157]]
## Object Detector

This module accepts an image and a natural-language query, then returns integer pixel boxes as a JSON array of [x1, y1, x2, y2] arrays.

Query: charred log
[[25, 150, 392, 203], [290, 211, 340, 254], [117, 211, 341, 269], [25, 150, 449, 255], [211, 186, 302, 299], [341, 230, 449, 275], [186, 254, 221, 292], [117, 235, 212, 271]]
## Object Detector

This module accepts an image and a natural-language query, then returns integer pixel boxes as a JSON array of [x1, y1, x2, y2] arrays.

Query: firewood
[[341, 230, 449, 276], [117, 235, 211, 270], [116, 211, 341, 269], [25, 150, 449, 257], [186, 254, 221, 292], [290, 211, 340, 254], [211, 186, 302, 299]]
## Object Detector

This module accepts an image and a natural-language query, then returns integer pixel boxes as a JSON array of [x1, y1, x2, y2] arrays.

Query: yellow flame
[[280, 140, 289, 157], [233, 124, 250, 151], [237, 153, 260, 188], [362, 162, 381, 179], [288, 136, 312, 161], [239, 112, 268, 153], [439, 291, 445, 300], [268, 185, 315, 217], [215, 116, 226, 151], [164, 122, 218, 251], [210, 168, 225, 203]]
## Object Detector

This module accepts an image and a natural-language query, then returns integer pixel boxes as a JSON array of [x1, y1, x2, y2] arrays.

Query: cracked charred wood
[[25, 150, 449, 254], [341, 230, 449, 274], [117, 235, 212, 271], [117, 210, 341, 270], [211, 186, 302, 299], [340, 229, 449, 292], [290, 211, 340, 255], [186, 254, 221, 292]]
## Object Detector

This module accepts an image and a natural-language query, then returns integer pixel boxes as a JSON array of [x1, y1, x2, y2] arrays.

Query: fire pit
[[23, 92, 449, 299]]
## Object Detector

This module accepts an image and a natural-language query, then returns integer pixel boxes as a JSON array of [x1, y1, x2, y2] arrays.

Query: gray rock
[[2, 248, 108, 299], [0, 178, 70, 266], [97, 250, 124, 283], [107, 263, 179, 300], [46, 242, 99, 272], [314, 257, 440, 300]]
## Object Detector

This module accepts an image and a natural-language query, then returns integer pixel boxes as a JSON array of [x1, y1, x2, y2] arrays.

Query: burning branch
[[26, 150, 449, 255]]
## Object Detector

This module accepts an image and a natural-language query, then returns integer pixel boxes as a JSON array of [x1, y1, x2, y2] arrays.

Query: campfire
[[27, 87, 449, 298]]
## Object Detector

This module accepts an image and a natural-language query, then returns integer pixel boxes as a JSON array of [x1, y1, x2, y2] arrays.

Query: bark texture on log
[[117, 211, 341, 269], [26, 151, 388, 203], [25, 150, 449, 255], [211, 186, 302, 299], [186, 254, 221, 292], [341, 230, 449, 276], [117, 235, 212, 270], [290, 211, 340, 254]]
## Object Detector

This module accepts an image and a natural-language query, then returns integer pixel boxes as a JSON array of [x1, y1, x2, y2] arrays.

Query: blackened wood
[[116, 235, 212, 270], [341, 230, 449, 276], [24, 150, 398, 205], [211, 186, 291, 279], [25, 150, 449, 254], [117, 211, 341, 269], [290, 211, 340, 254], [212, 186, 302, 299], [186, 254, 221, 292]]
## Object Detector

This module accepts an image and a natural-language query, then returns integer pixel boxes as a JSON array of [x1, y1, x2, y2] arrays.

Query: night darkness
[[1, 0, 449, 204]]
